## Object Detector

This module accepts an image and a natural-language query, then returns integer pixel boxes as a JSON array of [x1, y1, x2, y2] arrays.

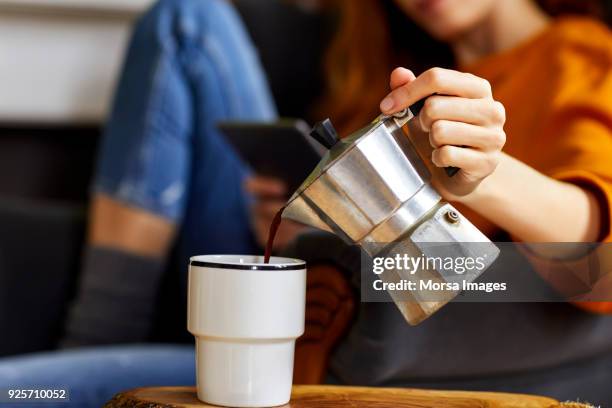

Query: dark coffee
[[264, 206, 286, 264]]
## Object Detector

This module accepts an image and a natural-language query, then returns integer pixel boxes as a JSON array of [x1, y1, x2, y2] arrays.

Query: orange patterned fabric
[[461, 17, 612, 313]]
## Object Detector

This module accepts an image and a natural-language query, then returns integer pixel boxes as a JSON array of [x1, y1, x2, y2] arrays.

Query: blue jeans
[[96, 0, 276, 261], [0, 0, 274, 407], [0, 345, 195, 408]]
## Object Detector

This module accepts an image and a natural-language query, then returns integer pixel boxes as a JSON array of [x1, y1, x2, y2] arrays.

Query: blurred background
[[0, 0, 331, 357], [0, 0, 611, 360]]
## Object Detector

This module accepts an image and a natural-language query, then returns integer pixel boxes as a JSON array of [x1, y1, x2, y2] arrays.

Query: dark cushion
[[0, 126, 98, 202], [0, 197, 85, 356]]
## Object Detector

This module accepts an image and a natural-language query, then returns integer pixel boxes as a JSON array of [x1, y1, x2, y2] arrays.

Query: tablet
[[218, 119, 323, 194]]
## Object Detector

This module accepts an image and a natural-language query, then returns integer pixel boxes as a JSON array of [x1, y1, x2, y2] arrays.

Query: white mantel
[[0, 0, 155, 125], [0, 0, 153, 14]]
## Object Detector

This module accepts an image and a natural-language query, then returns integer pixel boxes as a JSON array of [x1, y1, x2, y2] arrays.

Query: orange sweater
[[460, 17, 612, 313]]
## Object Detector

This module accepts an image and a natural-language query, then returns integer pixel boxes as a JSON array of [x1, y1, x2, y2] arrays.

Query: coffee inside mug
[[190, 254, 305, 270]]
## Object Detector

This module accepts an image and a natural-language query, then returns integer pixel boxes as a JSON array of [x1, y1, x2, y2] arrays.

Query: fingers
[[389, 67, 416, 89], [244, 176, 286, 198], [429, 120, 506, 151], [418, 95, 506, 131], [382, 67, 505, 197], [380, 67, 493, 114], [432, 145, 500, 179]]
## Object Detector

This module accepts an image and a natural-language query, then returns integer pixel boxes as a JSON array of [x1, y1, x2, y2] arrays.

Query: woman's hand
[[244, 176, 305, 251], [380, 68, 602, 244], [380, 67, 506, 200]]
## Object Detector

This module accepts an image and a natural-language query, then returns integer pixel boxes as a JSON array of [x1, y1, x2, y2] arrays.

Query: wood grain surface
[[103, 385, 592, 408]]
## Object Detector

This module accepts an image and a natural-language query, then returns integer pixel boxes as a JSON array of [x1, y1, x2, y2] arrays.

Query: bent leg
[[63, 0, 276, 346], [93, 0, 276, 250]]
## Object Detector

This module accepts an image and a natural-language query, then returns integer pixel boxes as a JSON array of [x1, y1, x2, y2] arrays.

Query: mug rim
[[190, 255, 306, 271]]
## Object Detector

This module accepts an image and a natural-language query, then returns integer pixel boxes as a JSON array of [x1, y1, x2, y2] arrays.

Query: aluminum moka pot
[[283, 102, 500, 325]]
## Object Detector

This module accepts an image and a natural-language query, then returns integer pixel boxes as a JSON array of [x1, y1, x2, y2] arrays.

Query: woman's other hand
[[244, 176, 305, 251], [380, 67, 506, 200]]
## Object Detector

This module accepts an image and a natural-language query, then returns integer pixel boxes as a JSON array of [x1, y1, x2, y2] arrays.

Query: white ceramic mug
[[187, 255, 306, 407]]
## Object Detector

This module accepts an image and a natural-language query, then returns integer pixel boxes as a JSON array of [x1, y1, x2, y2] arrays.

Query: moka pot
[[283, 103, 499, 325]]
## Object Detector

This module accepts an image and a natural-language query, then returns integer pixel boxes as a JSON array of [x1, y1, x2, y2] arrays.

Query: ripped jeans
[[0, 1, 275, 407], [96, 0, 276, 261]]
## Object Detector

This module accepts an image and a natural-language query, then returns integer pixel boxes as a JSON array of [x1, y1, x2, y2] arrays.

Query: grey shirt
[[283, 231, 612, 386]]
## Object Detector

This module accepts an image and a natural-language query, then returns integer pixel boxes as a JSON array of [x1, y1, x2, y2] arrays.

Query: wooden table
[[104, 385, 593, 408]]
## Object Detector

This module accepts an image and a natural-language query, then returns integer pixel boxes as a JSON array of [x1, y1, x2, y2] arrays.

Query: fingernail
[[431, 151, 439, 166], [380, 97, 394, 112]]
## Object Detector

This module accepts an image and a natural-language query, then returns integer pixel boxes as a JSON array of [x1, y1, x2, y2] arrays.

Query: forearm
[[461, 153, 602, 242]]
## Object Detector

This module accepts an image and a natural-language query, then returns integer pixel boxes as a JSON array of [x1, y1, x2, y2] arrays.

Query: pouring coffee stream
[[264, 205, 285, 264], [263, 101, 498, 325]]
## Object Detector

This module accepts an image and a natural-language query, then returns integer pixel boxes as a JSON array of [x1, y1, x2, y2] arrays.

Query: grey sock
[[60, 246, 165, 348]]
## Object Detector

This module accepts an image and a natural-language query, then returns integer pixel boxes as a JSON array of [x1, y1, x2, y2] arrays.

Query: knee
[[134, 0, 242, 51]]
